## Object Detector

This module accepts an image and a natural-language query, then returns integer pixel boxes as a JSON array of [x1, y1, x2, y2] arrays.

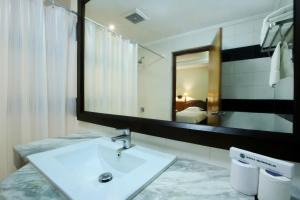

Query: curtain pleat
[[84, 20, 138, 116], [0, 0, 9, 180], [0, 0, 78, 180]]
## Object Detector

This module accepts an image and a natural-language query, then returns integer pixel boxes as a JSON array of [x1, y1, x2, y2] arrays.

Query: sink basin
[[28, 137, 176, 200]]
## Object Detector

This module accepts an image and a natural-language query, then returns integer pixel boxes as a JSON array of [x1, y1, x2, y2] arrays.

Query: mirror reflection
[[84, 0, 294, 133], [175, 51, 209, 124]]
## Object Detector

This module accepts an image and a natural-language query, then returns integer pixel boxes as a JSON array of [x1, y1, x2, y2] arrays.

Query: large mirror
[[84, 0, 294, 134]]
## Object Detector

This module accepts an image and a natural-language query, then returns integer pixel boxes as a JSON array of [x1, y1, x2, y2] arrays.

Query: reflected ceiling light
[[108, 24, 115, 31]]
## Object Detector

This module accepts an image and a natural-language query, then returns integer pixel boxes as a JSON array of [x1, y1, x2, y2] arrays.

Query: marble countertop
[[0, 132, 253, 200]]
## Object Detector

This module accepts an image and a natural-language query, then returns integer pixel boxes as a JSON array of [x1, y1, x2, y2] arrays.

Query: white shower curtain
[[0, 0, 77, 179], [84, 20, 138, 117]]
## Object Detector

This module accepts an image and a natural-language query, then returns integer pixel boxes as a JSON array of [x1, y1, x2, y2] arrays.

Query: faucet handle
[[116, 128, 131, 135]]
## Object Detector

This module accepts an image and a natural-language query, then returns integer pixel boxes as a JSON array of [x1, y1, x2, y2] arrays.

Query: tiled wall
[[222, 17, 262, 50], [222, 57, 275, 99], [222, 56, 293, 100], [274, 77, 294, 99]]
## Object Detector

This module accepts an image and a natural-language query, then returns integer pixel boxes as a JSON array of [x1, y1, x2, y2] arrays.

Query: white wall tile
[[222, 62, 235, 74], [78, 121, 115, 136], [209, 148, 231, 169], [254, 58, 271, 72], [222, 57, 278, 99], [234, 61, 253, 73], [234, 73, 254, 86], [237, 86, 255, 99], [133, 132, 211, 164], [132, 132, 166, 149], [222, 86, 231, 99], [237, 21, 254, 34], [223, 36, 238, 50], [223, 26, 236, 39], [274, 77, 294, 100], [235, 33, 255, 47], [222, 74, 233, 86], [163, 138, 210, 162], [254, 71, 269, 86], [253, 86, 274, 99]]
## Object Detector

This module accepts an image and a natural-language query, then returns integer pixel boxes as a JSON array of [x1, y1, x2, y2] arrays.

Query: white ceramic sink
[[28, 137, 176, 200]]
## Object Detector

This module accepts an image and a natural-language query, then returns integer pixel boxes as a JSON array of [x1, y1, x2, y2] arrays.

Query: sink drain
[[98, 172, 113, 183]]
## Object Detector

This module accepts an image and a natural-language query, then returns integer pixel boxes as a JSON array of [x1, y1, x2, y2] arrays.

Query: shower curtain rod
[[44, 0, 77, 16], [85, 18, 165, 59], [138, 44, 165, 59], [46, 0, 165, 59]]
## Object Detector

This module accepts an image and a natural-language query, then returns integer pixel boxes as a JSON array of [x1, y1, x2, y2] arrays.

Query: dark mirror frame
[[77, 0, 300, 162]]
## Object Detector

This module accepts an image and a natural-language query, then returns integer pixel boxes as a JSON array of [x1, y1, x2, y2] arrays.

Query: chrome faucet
[[111, 128, 133, 149]]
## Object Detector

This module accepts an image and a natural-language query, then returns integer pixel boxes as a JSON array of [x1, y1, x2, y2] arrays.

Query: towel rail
[[261, 17, 293, 53], [268, 24, 283, 53]]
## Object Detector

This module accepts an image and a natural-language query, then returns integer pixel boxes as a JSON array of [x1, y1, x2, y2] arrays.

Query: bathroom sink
[[28, 137, 176, 200]]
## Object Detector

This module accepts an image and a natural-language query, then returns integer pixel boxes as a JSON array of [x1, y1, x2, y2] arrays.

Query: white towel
[[269, 42, 281, 87], [269, 42, 293, 87], [280, 42, 293, 79], [260, 4, 293, 46]]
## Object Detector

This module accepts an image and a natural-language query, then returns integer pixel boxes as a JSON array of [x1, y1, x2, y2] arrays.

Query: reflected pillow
[[185, 106, 204, 112]]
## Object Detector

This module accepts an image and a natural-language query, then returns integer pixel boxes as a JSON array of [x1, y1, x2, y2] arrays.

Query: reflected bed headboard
[[176, 100, 207, 112]]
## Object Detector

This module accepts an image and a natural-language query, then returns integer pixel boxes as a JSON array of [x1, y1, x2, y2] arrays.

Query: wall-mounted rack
[[261, 17, 293, 53]]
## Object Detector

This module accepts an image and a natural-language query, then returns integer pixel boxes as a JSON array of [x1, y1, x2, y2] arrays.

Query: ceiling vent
[[125, 9, 149, 24]]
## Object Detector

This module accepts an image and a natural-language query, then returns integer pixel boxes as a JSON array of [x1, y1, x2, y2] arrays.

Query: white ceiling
[[85, 0, 281, 44], [177, 51, 209, 70]]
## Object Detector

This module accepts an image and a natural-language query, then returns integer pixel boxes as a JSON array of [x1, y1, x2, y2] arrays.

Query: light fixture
[[183, 92, 188, 102], [108, 24, 115, 31]]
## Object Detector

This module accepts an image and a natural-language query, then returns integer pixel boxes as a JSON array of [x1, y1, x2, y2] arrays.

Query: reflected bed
[[176, 107, 207, 124]]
